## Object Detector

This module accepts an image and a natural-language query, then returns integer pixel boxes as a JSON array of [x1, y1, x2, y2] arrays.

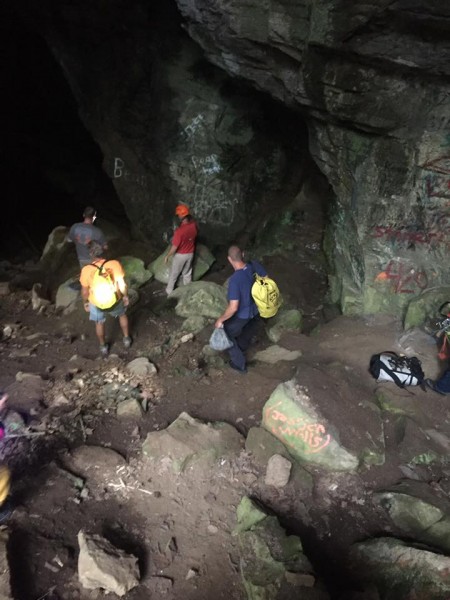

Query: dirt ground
[[0, 250, 449, 600]]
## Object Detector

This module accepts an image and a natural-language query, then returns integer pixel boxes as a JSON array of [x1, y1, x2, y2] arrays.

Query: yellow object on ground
[[0, 466, 10, 505]]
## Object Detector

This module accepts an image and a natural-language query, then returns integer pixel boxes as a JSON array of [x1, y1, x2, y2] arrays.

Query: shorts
[[89, 300, 126, 323]]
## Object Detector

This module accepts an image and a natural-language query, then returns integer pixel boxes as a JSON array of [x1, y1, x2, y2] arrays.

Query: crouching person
[[80, 241, 132, 357]]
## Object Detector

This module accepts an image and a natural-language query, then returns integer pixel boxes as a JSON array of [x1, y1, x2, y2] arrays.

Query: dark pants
[[436, 369, 450, 393], [224, 315, 260, 371]]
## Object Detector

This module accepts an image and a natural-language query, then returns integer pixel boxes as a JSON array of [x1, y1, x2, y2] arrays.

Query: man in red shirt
[[164, 204, 198, 295]]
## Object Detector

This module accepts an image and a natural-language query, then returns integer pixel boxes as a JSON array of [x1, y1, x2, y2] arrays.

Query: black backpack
[[369, 351, 424, 388]]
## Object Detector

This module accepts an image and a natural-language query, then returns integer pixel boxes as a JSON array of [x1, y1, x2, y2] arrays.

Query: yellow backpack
[[91, 261, 119, 310], [251, 271, 282, 318]]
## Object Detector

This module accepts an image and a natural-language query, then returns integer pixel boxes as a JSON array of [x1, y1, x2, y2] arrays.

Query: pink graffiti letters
[[265, 402, 331, 454]]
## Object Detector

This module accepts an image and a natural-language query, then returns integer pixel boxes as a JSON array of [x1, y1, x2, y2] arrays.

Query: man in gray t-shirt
[[67, 206, 108, 267]]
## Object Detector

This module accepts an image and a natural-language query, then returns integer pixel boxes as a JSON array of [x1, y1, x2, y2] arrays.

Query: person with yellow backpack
[[80, 241, 131, 357], [214, 246, 281, 373]]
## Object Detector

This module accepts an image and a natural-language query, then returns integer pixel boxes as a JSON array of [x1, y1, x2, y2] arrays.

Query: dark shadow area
[[0, 13, 127, 261]]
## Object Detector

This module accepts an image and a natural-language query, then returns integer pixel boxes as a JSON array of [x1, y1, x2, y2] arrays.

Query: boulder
[[55, 279, 80, 313], [404, 287, 450, 330], [350, 537, 450, 599], [142, 411, 243, 473], [62, 445, 127, 484], [126, 357, 157, 377], [375, 483, 450, 555], [119, 256, 153, 288], [254, 345, 301, 364], [31, 283, 51, 311], [148, 244, 215, 284], [265, 454, 292, 488], [262, 379, 359, 471], [267, 309, 303, 343], [117, 399, 143, 418], [78, 531, 140, 596], [235, 497, 322, 599], [170, 281, 227, 319], [181, 315, 208, 334]]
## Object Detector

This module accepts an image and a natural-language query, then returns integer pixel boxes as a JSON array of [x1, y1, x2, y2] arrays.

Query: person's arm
[[215, 300, 239, 328], [164, 244, 178, 264], [81, 285, 90, 312]]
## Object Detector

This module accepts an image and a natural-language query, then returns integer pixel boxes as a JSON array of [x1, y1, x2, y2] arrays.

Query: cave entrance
[[0, 15, 127, 261]]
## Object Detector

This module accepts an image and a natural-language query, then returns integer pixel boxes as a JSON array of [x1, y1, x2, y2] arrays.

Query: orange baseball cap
[[175, 204, 190, 218]]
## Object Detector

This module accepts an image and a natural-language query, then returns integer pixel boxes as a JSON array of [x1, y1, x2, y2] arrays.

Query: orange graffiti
[[265, 402, 331, 454]]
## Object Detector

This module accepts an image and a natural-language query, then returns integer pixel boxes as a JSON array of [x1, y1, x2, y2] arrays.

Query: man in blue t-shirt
[[67, 206, 108, 268], [214, 245, 267, 374]]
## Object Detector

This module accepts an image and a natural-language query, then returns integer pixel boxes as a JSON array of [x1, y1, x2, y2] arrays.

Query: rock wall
[[174, 0, 450, 315], [7, 1, 307, 248]]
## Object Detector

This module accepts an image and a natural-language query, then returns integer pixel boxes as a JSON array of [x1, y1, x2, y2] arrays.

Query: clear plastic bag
[[209, 327, 233, 351]]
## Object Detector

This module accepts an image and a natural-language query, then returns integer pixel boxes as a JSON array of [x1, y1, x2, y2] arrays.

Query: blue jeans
[[224, 315, 260, 371], [435, 369, 450, 394]]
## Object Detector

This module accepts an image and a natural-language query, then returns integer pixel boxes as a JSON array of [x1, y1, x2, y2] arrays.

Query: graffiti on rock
[[265, 402, 331, 455], [191, 154, 222, 175], [192, 180, 240, 226], [421, 155, 450, 202], [183, 114, 205, 139], [372, 224, 450, 250], [375, 259, 428, 294], [113, 158, 147, 186]]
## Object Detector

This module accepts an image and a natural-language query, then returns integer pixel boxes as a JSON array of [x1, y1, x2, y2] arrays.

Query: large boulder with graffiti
[[261, 365, 385, 471]]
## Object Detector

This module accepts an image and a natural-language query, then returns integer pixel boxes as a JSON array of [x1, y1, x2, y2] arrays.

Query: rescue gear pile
[[369, 351, 424, 388]]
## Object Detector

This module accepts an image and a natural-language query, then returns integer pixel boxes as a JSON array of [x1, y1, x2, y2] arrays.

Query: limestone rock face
[[78, 531, 140, 596], [175, 0, 450, 316]]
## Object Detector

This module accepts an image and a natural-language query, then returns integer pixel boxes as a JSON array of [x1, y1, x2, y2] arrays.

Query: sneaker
[[424, 378, 446, 395], [99, 344, 109, 358], [229, 362, 247, 374], [123, 336, 132, 349]]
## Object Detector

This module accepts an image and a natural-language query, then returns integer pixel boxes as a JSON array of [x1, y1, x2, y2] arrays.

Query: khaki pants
[[166, 253, 194, 295]]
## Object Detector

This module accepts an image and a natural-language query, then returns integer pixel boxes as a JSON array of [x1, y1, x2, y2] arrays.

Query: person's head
[[227, 245, 245, 270], [175, 204, 190, 220], [88, 240, 104, 259], [83, 206, 97, 222]]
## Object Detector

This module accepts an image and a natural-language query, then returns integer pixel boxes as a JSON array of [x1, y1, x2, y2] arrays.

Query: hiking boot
[[424, 378, 446, 396], [99, 344, 109, 358], [229, 362, 247, 375], [123, 336, 132, 349]]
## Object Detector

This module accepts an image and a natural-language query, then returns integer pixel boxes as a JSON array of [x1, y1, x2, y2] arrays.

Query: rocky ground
[[0, 245, 450, 600]]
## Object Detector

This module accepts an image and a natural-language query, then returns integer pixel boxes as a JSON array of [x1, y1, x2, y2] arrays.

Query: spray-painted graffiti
[[113, 158, 147, 186], [191, 154, 222, 175], [372, 224, 450, 249], [265, 402, 331, 455], [375, 259, 428, 294], [183, 114, 205, 139], [192, 180, 240, 226], [421, 155, 450, 202]]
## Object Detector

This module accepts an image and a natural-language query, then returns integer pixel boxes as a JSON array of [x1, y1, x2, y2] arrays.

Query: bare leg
[[119, 314, 129, 338], [95, 321, 106, 345]]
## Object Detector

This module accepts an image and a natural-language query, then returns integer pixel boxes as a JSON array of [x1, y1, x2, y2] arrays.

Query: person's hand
[[215, 318, 224, 329], [123, 295, 129, 307], [0, 394, 8, 413]]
